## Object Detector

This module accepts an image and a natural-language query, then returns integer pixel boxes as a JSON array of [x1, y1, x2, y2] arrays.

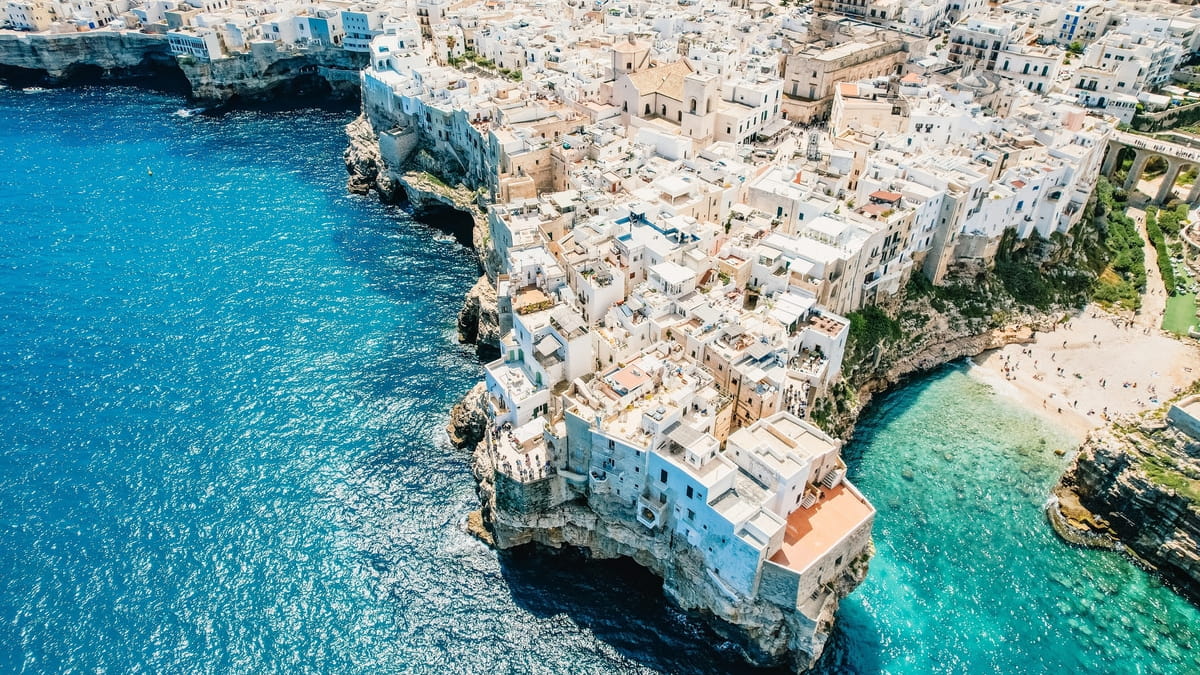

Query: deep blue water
[[0, 87, 1197, 674]]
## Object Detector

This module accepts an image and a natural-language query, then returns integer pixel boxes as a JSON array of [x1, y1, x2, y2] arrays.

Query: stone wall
[[494, 473, 558, 514]]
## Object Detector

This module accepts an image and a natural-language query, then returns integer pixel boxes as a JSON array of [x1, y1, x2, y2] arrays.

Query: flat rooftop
[[769, 483, 873, 573]]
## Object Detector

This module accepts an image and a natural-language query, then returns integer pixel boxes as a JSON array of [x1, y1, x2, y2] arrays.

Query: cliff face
[[1054, 421, 1200, 603], [0, 31, 182, 88], [177, 43, 366, 103], [457, 276, 500, 359], [345, 113, 502, 357], [0, 32, 366, 103], [461, 422, 872, 671], [815, 289, 1060, 439], [447, 382, 489, 450]]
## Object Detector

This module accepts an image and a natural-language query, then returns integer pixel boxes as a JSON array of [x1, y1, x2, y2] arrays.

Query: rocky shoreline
[[0, 30, 365, 104], [1050, 416, 1200, 604], [344, 114, 502, 358]]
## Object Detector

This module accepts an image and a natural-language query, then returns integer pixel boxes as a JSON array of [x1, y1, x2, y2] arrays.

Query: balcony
[[637, 492, 667, 529]]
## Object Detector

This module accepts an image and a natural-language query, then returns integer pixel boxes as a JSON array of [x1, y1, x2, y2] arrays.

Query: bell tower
[[682, 71, 718, 144]]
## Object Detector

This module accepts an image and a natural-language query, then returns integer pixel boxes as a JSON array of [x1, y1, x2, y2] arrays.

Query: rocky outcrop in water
[[447, 382, 489, 450], [1053, 419, 1200, 603], [0, 31, 182, 88]]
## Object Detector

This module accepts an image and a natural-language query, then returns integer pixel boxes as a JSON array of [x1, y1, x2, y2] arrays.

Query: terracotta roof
[[1011, 180, 1026, 188], [769, 483, 874, 572], [625, 60, 692, 100], [900, 72, 921, 84], [869, 190, 902, 203]]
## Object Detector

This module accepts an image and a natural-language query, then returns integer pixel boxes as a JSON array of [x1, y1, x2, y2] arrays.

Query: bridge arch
[[1103, 132, 1200, 205]]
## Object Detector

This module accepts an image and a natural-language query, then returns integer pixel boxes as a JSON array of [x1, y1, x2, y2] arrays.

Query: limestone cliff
[[344, 113, 502, 356], [1053, 420, 1200, 603], [463, 424, 873, 671], [177, 42, 366, 103], [813, 288, 1062, 439], [0, 31, 366, 103], [447, 382, 489, 450], [457, 276, 500, 359], [345, 114, 401, 200], [0, 31, 181, 87]]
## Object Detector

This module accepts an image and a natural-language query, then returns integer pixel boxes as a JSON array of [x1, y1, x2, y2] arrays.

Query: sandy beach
[[971, 308, 1200, 439], [971, 200, 1200, 439]]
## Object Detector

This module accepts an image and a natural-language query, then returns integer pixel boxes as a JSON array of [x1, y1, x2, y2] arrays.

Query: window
[[660, 469, 668, 483], [686, 485, 694, 499], [687, 509, 695, 521]]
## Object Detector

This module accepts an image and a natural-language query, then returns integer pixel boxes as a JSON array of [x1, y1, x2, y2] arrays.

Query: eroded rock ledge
[[0, 31, 182, 89], [0, 32, 365, 103], [344, 114, 501, 358], [1051, 418, 1200, 604]]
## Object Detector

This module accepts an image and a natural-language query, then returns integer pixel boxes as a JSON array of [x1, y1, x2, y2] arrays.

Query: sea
[[0, 87, 1196, 674]]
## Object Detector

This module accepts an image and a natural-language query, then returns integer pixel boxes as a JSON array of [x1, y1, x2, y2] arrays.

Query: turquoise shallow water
[[0, 87, 1197, 674], [823, 366, 1200, 674]]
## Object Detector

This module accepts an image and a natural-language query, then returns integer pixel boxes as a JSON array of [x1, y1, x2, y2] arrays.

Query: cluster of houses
[[345, 0, 1178, 624]]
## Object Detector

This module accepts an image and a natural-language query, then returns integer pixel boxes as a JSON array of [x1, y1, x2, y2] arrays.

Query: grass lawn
[[1163, 292, 1198, 335]]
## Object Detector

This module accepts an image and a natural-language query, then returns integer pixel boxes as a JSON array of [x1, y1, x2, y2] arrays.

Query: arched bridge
[[1101, 131, 1200, 204]]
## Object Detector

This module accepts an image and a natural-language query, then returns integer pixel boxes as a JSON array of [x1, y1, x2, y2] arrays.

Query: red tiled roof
[[769, 484, 874, 572]]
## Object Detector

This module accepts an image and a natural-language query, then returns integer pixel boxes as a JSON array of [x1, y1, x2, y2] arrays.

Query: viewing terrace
[[489, 417, 556, 483]]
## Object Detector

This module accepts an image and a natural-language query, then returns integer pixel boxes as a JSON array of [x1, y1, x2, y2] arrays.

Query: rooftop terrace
[[769, 483, 873, 573]]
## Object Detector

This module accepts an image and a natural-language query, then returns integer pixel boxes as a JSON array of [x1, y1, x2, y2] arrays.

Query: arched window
[[690, 98, 697, 113]]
